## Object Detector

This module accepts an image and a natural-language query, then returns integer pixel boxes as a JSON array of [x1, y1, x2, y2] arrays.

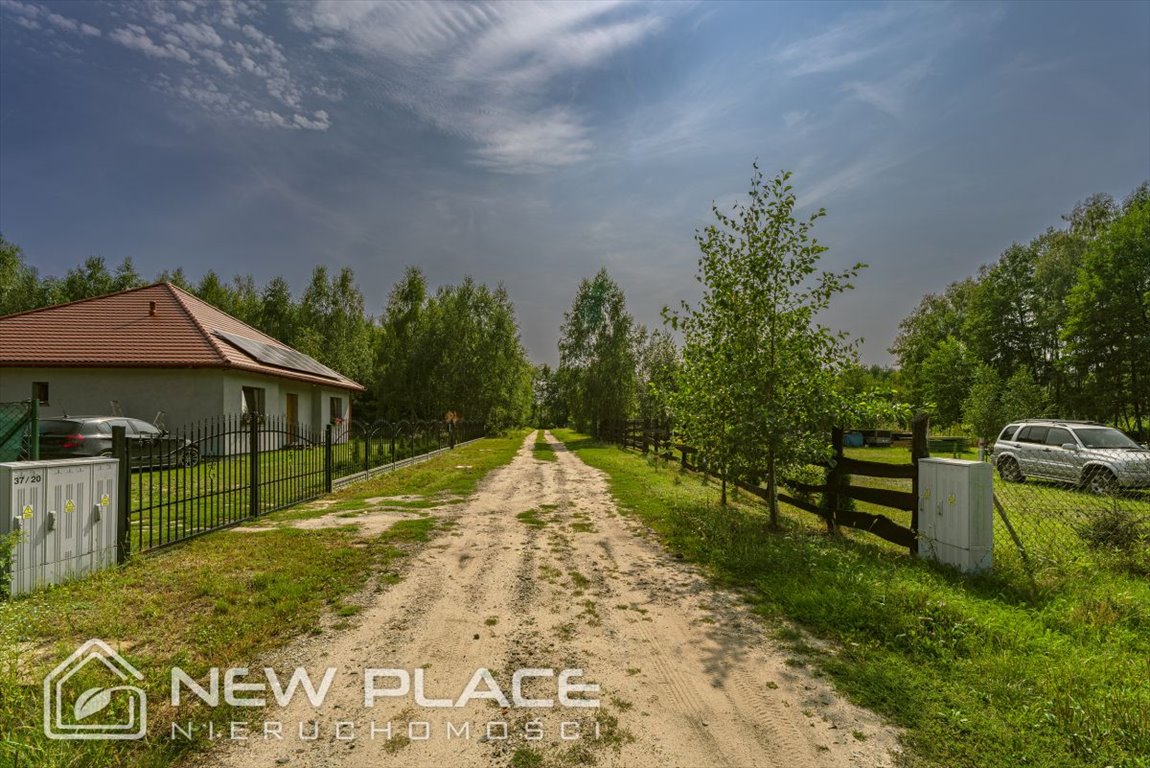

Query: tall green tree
[[258, 276, 298, 345], [889, 279, 975, 410], [372, 268, 531, 431], [665, 166, 862, 523], [558, 269, 637, 435], [963, 364, 1004, 444], [920, 336, 975, 428], [40, 256, 143, 304], [1063, 193, 1150, 432], [374, 267, 432, 421], [1000, 367, 1048, 423], [634, 327, 679, 424], [532, 364, 566, 427], [0, 235, 41, 316]]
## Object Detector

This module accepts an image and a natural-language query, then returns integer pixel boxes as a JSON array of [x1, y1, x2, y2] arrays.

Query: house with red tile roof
[[0, 283, 364, 435]]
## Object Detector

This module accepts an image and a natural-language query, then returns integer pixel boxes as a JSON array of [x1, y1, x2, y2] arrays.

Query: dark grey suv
[[992, 420, 1150, 493], [37, 417, 200, 468]]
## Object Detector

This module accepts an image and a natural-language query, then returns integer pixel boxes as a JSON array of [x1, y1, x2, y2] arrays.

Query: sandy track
[[206, 431, 900, 768]]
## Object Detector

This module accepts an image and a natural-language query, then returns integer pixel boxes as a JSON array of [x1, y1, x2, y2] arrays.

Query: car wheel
[[1084, 467, 1117, 495], [182, 448, 200, 468], [998, 457, 1025, 483]]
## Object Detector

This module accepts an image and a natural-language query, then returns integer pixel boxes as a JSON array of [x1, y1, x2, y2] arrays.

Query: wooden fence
[[602, 417, 930, 554]]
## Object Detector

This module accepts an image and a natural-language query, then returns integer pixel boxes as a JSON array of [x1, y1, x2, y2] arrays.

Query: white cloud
[[199, 48, 236, 76], [292, 0, 674, 172], [783, 110, 810, 130], [775, 3, 1003, 120], [1, 0, 101, 36], [0, 0, 39, 19], [174, 21, 224, 48], [109, 24, 194, 63], [1, 0, 332, 132]]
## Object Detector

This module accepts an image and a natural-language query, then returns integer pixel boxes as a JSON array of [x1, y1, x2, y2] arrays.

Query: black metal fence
[[114, 415, 483, 556]]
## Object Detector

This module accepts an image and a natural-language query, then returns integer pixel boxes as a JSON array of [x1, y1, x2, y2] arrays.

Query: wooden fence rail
[[602, 416, 930, 554]]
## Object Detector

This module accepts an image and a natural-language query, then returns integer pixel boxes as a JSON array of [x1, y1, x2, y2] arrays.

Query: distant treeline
[[889, 182, 1149, 436], [0, 237, 533, 431]]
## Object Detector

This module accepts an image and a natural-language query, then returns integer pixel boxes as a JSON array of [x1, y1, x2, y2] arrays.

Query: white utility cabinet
[[0, 458, 119, 597], [917, 458, 994, 573]]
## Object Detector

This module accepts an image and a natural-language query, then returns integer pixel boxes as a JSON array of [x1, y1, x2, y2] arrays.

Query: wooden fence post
[[825, 426, 844, 533], [909, 413, 930, 555]]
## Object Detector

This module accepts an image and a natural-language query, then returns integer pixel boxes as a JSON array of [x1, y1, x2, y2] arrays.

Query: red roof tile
[[0, 283, 364, 391]]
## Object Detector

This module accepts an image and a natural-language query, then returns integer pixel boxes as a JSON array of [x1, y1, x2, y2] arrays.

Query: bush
[[1075, 507, 1146, 554]]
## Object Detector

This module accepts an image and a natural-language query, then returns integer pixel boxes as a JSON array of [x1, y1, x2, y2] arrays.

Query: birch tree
[[665, 166, 861, 524]]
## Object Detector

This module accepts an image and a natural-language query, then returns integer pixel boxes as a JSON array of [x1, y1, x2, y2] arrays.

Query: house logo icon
[[43, 639, 147, 740]]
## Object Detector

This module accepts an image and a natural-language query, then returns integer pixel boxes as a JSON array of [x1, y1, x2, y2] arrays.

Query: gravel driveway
[[207, 431, 900, 768]]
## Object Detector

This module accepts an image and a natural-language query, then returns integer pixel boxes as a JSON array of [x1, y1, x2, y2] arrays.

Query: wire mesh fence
[[0, 402, 35, 462], [989, 463, 1150, 576]]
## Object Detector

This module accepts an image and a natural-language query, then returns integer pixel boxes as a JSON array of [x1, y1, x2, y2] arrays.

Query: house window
[[32, 381, 49, 406], [330, 397, 344, 424], [242, 386, 266, 415]]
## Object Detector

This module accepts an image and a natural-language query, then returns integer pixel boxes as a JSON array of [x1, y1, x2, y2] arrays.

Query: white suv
[[992, 420, 1150, 493]]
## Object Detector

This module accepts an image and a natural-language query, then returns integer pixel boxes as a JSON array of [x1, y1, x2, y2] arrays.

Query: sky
[[1, 0, 1148, 367]]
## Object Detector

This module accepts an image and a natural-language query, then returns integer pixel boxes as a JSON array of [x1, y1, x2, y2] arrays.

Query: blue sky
[[2, 1, 1148, 365]]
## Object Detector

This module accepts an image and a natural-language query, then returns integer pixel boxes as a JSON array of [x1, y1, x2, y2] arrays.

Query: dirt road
[[209, 431, 900, 768]]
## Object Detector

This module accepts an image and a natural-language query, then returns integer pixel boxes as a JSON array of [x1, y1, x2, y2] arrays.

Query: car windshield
[[1074, 427, 1141, 449]]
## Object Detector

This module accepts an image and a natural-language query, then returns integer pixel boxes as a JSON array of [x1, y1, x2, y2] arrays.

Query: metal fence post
[[363, 427, 370, 474], [113, 426, 130, 563], [324, 424, 333, 493], [28, 392, 39, 460], [249, 415, 260, 518]]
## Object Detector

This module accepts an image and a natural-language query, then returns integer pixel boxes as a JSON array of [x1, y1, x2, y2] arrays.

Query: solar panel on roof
[[213, 330, 343, 381]]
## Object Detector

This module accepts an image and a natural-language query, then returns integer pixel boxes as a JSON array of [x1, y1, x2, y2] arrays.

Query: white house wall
[[0, 367, 355, 454], [222, 372, 352, 445], [0, 367, 222, 429]]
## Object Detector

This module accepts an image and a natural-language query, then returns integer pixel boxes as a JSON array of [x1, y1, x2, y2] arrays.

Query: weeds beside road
[[557, 429, 1150, 768]]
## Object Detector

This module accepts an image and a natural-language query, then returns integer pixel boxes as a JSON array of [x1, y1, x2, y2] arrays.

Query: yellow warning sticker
[[65, 499, 76, 513], [100, 493, 110, 507], [22, 505, 33, 518]]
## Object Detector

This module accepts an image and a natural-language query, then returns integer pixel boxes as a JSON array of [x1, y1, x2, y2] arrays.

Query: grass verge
[[533, 429, 557, 462], [0, 430, 528, 768], [554, 429, 1150, 768]]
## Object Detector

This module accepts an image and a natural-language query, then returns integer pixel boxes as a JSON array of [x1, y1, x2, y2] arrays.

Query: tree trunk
[[721, 475, 727, 506], [767, 446, 778, 529]]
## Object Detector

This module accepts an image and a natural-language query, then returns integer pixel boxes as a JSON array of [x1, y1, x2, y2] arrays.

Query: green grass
[[533, 429, 557, 461], [554, 429, 1150, 768], [517, 508, 549, 527], [0, 431, 527, 768]]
